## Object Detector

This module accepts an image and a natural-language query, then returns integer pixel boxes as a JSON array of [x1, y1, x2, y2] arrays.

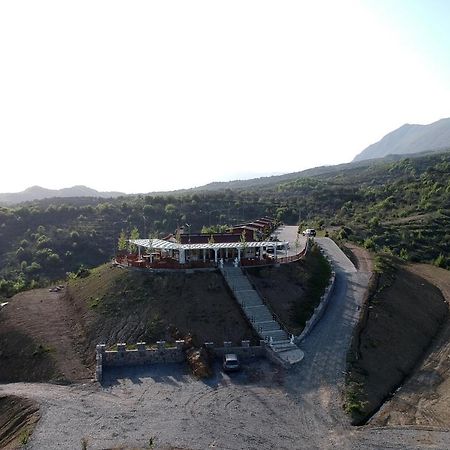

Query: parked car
[[223, 353, 241, 372], [302, 228, 316, 237]]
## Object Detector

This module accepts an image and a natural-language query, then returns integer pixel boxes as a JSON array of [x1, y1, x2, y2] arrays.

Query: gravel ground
[[1, 238, 449, 449]]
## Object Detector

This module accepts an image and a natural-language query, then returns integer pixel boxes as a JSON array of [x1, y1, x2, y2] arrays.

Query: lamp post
[[185, 223, 191, 244]]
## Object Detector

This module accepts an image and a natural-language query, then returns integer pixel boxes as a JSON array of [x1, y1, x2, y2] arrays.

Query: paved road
[[274, 225, 307, 257], [1, 238, 449, 449]]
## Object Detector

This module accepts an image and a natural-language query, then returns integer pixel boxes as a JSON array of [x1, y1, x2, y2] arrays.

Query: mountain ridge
[[1, 149, 449, 205], [0, 185, 125, 205], [353, 118, 450, 161]]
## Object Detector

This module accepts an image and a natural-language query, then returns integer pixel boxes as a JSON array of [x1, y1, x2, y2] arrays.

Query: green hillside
[[0, 151, 449, 298]]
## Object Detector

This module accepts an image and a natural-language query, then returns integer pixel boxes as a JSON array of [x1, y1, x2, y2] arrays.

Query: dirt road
[[1, 240, 449, 449]]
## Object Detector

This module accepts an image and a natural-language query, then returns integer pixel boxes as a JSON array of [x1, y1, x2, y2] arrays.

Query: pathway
[[221, 265, 304, 364]]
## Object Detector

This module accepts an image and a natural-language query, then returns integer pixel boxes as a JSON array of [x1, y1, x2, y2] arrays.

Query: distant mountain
[[0, 185, 125, 205], [183, 149, 448, 193], [353, 118, 450, 162]]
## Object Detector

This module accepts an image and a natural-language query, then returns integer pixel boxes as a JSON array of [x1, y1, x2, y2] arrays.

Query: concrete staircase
[[221, 266, 304, 365]]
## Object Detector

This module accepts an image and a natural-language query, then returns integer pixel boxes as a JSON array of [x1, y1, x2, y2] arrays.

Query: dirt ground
[[0, 395, 39, 449], [371, 263, 450, 427], [245, 262, 307, 334], [0, 287, 91, 383], [245, 247, 330, 334], [0, 265, 260, 384], [344, 242, 374, 273], [67, 265, 260, 352], [346, 260, 448, 424]]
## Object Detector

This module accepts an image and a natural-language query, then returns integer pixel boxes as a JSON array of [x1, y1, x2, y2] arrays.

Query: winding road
[[1, 238, 449, 449]]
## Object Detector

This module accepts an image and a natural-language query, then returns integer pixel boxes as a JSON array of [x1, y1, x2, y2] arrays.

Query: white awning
[[130, 239, 288, 251]]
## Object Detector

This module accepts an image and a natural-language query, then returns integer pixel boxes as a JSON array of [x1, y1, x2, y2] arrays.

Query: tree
[[117, 230, 128, 252], [129, 226, 140, 253], [240, 230, 248, 258]]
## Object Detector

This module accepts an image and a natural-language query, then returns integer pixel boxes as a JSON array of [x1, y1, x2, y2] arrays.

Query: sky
[[1, 0, 450, 194]]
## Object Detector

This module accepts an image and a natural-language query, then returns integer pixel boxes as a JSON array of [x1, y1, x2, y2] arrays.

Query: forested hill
[[0, 151, 449, 298], [176, 148, 447, 193]]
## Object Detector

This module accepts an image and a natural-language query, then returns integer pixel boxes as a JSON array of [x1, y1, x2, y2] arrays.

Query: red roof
[[180, 233, 241, 244]]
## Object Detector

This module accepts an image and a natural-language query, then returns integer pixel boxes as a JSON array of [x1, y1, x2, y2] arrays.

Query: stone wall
[[96, 340, 185, 382], [204, 340, 266, 359], [295, 261, 336, 343], [95, 340, 267, 382]]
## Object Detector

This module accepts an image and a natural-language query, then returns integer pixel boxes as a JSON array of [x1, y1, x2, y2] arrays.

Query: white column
[[203, 248, 206, 262], [138, 245, 141, 258], [214, 249, 218, 263], [274, 244, 277, 259], [238, 248, 241, 261], [259, 245, 263, 260], [179, 249, 186, 264]]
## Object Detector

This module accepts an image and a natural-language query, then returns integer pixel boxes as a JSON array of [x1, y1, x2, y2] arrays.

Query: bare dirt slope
[[371, 263, 450, 427], [0, 288, 91, 383], [344, 242, 374, 273], [0, 265, 259, 383], [66, 265, 260, 355], [346, 262, 448, 424], [0, 395, 39, 449]]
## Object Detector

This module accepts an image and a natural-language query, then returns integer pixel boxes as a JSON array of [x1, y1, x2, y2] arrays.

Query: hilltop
[[0, 185, 124, 205], [0, 253, 329, 384], [0, 264, 259, 383], [353, 118, 450, 162], [0, 150, 448, 301]]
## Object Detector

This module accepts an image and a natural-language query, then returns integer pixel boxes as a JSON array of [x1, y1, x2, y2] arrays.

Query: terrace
[[114, 219, 307, 270]]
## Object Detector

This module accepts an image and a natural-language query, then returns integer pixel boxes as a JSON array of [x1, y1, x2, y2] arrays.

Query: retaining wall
[[204, 340, 266, 359], [295, 251, 336, 343], [96, 340, 185, 381], [95, 340, 267, 382]]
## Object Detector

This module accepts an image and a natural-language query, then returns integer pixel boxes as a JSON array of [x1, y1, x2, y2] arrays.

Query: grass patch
[[87, 296, 101, 309], [32, 343, 55, 357], [19, 428, 31, 445], [343, 381, 368, 418]]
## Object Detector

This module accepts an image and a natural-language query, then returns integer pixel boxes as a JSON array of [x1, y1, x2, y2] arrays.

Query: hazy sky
[[1, 0, 450, 194]]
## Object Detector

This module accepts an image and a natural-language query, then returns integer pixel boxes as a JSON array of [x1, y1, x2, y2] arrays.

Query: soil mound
[[0, 264, 259, 383], [0, 287, 90, 383], [345, 258, 448, 424], [370, 263, 450, 427]]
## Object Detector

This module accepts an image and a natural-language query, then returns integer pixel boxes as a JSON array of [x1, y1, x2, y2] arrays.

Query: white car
[[223, 353, 241, 372], [302, 228, 316, 237]]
